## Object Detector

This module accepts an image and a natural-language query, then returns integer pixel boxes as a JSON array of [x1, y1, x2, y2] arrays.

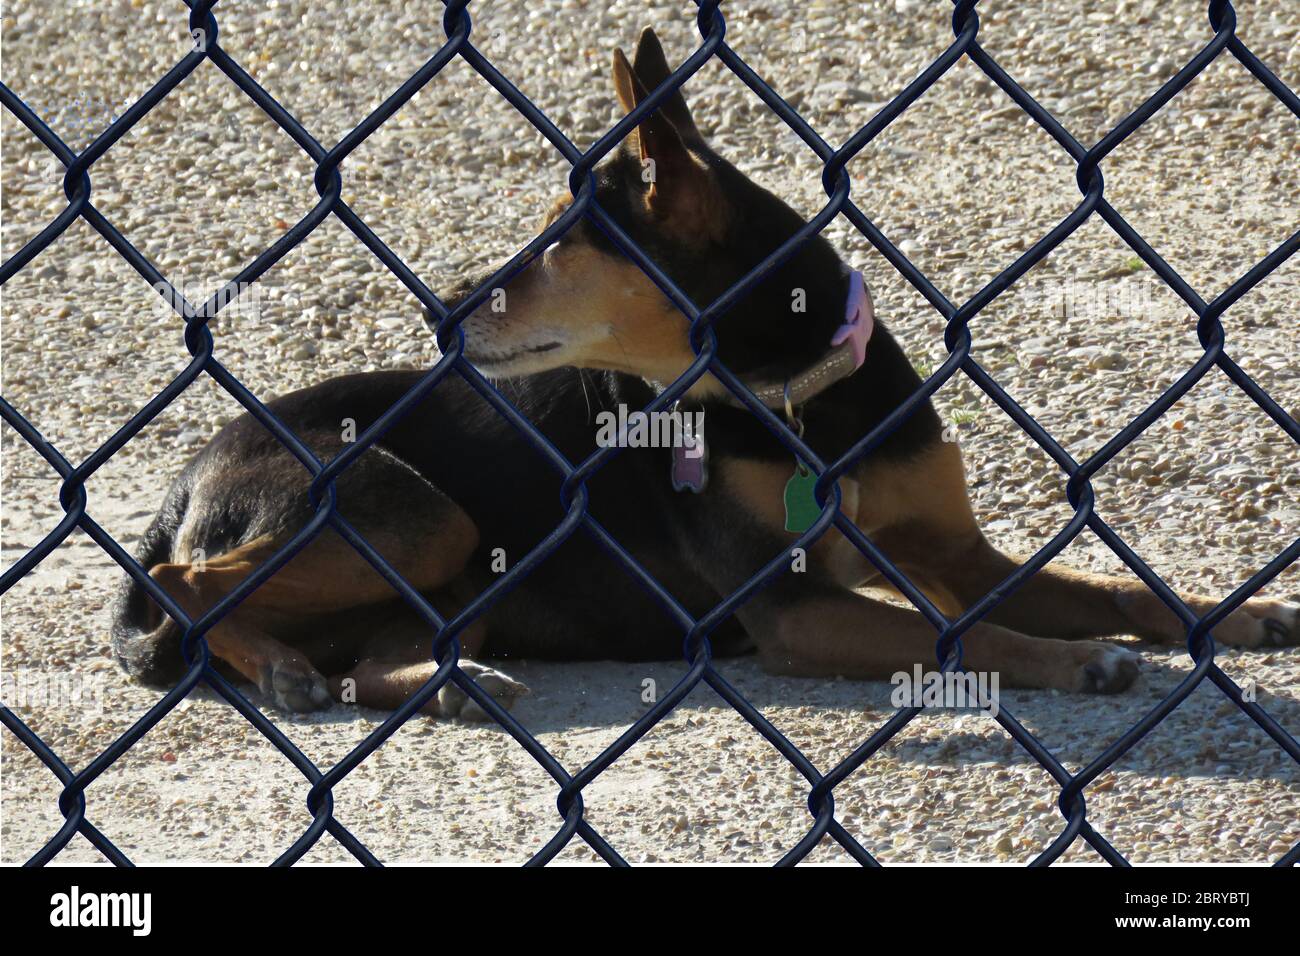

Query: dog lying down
[[111, 28, 1299, 718]]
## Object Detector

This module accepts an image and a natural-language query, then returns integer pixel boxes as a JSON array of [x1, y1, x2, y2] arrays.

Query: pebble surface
[[2, 0, 1297, 864]]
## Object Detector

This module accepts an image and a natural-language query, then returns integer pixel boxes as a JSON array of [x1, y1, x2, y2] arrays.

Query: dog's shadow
[[486, 649, 1300, 785], [213, 647, 1300, 786]]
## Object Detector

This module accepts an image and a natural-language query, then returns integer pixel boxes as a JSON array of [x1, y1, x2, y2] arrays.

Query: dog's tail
[[109, 481, 190, 688]]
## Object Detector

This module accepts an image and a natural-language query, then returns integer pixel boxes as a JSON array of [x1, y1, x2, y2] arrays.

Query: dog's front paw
[[1071, 643, 1141, 694], [260, 659, 332, 713], [1228, 598, 1299, 648], [430, 661, 530, 721]]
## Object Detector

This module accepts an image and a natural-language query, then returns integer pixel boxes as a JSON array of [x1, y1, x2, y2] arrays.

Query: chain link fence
[[2, 0, 1298, 865]]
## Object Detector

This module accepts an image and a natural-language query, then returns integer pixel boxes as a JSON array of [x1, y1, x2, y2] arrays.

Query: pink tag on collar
[[831, 270, 875, 370]]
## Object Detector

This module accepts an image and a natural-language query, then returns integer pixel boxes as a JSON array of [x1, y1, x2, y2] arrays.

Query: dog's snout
[[439, 275, 480, 312], [427, 274, 490, 334]]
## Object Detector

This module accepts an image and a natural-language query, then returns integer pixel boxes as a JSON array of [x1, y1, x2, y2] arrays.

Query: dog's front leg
[[742, 583, 1140, 695]]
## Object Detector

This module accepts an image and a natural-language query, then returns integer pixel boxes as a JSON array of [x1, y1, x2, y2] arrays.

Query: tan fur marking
[[149, 510, 479, 685], [719, 457, 864, 586], [720, 440, 977, 590], [478, 235, 702, 383], [752, 589, 1135, 693], [612, 48, 639, 115]]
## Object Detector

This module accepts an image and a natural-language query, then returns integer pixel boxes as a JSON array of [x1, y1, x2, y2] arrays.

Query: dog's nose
[[438, 276, 478, 313], [424, 276, 480, 333]]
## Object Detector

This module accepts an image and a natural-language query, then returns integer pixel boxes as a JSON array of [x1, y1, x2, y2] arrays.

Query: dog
[[111, 28, 1298, 719]]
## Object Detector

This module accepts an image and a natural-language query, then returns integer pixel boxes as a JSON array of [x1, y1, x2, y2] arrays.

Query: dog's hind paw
[[432, 661, 530, 721], [1075, 644, 1140, 695], [262, 659, 333, 713]]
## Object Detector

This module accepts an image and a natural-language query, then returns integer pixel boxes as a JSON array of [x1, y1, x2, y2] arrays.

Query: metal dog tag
[[671, 431, 708, 493], [783, 464, 821, 533]]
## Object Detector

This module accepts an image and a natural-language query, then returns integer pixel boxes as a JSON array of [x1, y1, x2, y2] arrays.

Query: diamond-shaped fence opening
[[1, 0, 1297, 866]]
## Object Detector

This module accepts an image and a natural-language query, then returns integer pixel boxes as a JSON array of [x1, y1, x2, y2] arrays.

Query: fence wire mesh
[[1, 0, 1298, 866]]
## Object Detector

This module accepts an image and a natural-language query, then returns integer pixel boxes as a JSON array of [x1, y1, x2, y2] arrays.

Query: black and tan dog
[[112, 29, 1297, 718]]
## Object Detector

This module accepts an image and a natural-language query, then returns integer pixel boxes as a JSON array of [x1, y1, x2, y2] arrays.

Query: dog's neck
[[659, 269, 875, 411]]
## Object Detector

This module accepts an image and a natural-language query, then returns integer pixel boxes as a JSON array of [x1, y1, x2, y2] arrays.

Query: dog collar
[[666, 270, 874, 495], [720, 269, 875, 410]]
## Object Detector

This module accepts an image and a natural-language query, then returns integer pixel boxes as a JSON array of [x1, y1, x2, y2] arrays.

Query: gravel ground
[[2, 0, 1298, 864]]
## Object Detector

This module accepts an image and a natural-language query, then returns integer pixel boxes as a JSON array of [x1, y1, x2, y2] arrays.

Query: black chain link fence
[[2, 0, 1298, 866]]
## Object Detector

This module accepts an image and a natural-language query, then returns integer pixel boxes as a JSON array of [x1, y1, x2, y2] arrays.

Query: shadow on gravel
[[206, 649, 1300, 785]]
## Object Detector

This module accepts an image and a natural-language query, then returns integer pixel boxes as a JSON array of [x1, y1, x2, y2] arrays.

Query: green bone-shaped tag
[[783, 465, 822, 533]]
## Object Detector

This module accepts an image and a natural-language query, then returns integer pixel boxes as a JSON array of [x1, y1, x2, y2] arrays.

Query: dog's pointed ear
[[631, 27, 700, 141], [611, 46, 642, 116], [612, 46, 716, 228]]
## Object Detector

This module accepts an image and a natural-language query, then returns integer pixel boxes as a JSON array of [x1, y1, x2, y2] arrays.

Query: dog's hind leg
[[305, 581, 531, 719], [140, 438, 488, 712], [148, 511, 478, 711]]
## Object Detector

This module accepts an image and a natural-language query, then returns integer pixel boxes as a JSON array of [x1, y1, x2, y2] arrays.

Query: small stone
[[1089, 350, 1124, 371]]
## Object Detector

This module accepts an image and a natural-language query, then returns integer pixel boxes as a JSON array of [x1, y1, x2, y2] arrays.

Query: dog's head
[[438, 27, 850, 393]]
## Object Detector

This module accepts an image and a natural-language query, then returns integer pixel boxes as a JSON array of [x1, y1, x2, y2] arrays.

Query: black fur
[[110, 56, 942, 682]]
